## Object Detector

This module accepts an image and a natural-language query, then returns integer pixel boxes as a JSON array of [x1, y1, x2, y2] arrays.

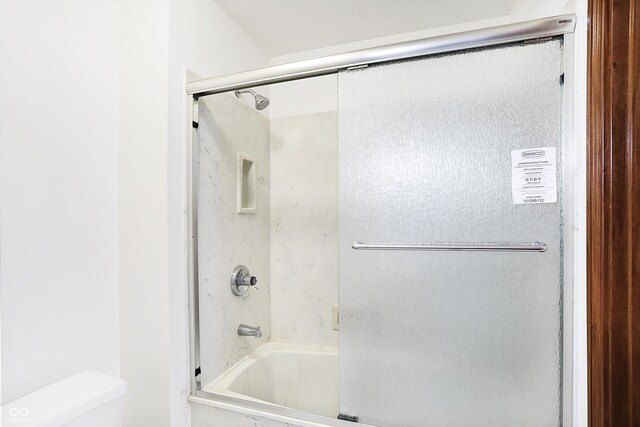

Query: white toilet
[[1, 370, 126, 427]]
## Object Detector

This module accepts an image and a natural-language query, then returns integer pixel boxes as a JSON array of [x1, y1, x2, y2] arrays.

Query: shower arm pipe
[[235, 89, 256, 96], [186, 14, 575, 97], [351, 241, 548, 252]]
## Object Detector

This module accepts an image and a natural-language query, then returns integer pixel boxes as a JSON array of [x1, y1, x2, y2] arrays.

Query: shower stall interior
[[187, 15, 576, 427]]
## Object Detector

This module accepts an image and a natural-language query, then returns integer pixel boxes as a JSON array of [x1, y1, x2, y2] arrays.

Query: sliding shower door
[[338, 39, 565, 426]]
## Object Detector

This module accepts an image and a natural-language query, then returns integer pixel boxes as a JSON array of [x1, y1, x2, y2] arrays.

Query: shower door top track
[[186, 14, 575, 97]]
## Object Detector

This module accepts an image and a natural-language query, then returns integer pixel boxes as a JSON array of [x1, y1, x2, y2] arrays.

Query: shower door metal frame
[[186, 15, 576, 97], [186, 15, 578, 427]]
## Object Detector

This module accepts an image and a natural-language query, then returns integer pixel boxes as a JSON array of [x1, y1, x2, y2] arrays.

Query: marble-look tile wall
[[270, 112, 339, 346], [197, 94, 271, 386]]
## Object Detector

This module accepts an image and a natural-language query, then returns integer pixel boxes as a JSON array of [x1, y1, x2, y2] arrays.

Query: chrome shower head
[[254, 93, 270, 110], [235, 89, 270, 111]]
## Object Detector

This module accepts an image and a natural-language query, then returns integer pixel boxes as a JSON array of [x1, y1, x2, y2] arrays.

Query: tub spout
[[237, 324, 262, 338]]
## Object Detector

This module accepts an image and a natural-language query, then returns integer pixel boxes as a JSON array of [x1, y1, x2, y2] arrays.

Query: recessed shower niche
[[237, 152, 256, 214], [189, 17, 575, 427]]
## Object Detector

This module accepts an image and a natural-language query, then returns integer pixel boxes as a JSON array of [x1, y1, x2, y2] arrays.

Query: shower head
[[235, 89, 270, 110], [254, 93, 270, 110]]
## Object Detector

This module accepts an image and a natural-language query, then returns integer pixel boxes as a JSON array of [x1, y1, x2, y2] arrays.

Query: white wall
[[118, 0, 272, 425], [115, 0, 273, 424], [0, 0, 120, 403], [269, 0, 575, 119], [167, 1, 271, 426], [118, 2, 171, 426], [0, 0, 269, 424]]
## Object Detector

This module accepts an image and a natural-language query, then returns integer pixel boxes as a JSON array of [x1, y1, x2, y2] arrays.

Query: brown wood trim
[[587, 0, 640, 425]]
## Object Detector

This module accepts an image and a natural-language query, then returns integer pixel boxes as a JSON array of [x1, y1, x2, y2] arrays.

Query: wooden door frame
[[587, 0, 639, 425]]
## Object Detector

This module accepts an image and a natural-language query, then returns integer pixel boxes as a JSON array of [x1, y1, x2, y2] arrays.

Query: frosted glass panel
[[338, 40, 564, 426]]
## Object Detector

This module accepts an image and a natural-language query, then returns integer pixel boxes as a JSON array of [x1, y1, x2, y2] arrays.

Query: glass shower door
[[338, 39, 565, 426]]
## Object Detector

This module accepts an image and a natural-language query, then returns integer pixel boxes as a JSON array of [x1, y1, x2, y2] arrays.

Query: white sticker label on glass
[[511, 147, 557, 204]]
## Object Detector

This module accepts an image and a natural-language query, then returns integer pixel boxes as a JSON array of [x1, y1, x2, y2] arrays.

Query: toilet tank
[[2, 371, 126, 427]]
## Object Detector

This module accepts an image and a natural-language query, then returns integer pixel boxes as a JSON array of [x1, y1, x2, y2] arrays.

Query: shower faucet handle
[[230, 265, 257, 296]]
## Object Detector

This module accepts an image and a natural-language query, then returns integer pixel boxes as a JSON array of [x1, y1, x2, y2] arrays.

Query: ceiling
[[213, 0, 517, 57]]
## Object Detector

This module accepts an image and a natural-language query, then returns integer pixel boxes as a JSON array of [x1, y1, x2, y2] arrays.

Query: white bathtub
[[203, 342, 339, 418]]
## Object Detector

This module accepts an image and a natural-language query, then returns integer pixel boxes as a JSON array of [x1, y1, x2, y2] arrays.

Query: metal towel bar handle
[[351, 241, 547, 252]]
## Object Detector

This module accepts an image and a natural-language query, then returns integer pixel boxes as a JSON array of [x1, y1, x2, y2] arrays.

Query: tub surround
[[198, 93, 272, 386], [270, 112, 339, 346], [196, 102, 341, 423]]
